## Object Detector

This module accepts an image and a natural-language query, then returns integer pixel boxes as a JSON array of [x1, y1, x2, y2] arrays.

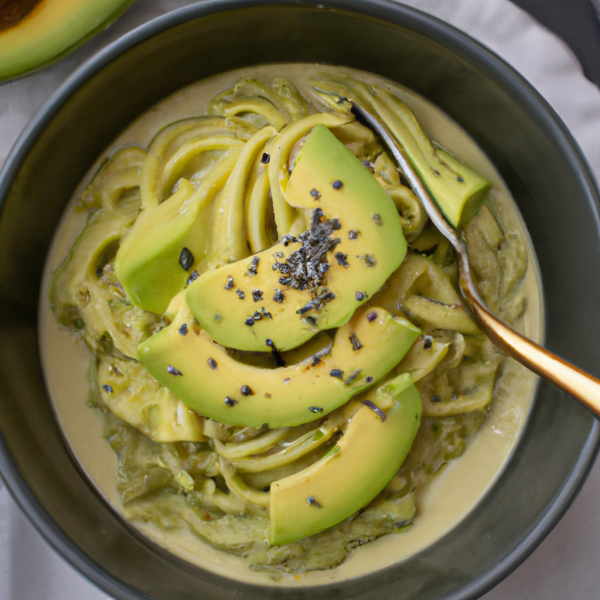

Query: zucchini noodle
[[50, 70, 529, 574]]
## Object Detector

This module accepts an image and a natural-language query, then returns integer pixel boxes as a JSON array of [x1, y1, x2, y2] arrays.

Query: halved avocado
[[0, 0, 133, 82], [137, 300, 421, 428], [186, 124, 406, 352], [269, 373, 422, 545]]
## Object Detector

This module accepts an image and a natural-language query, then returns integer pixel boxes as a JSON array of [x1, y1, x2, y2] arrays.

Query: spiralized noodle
[[50, 71, 528, 573]]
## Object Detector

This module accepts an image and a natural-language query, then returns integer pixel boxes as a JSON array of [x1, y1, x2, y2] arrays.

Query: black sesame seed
[[179, 248, 194, 270], [332, 180, 343, 190], [245, 317, 255, 326], [252, 289, 263, 302], [167, 365, 183, 376], [312, 356, 322, 366], [310, 188, 321, 200], [434, 170, 441, 176], [345, 369, 362, 385], [261, 152, 270, 164], [431, 394, 442, 403], [274, 251, 284, 258], [359, 254, 377, 267], [240, 385, 253, 396], [224, 397, 238, 407], [326, 218, 341, 230], [187, 270, 199, 285], [366, 376, 373, 383], [348, 230, 359, 240], [284, 377, 291, 384], [178, 323, 188, 336], [330, 369, 344, 379], [265, 393, 271, 398], [273, 289, 284, 303], [224, 276, 234, 290], [207, 358, 217, 370], [372, 214, 383, 226], [214, 314, 221, 321], [302, 315, 318, 327], [307, 496, 322, 508], [367, 312, 378, 322], [457, 176, 465, 182], [247, 256, 260, 276], [423, 335, 433, 350], [350, 333, 363, 351], [334, 252, 349, 267], [279, 276, 292, 286], [281, 234, 296, 247], [261, 307, 272, 318], [309, 406, 324, 413], [362, 400, 387, 422], [355, 291, 366, 301], [236, 289, 245, 299], [252, 311, 262, 321], [102, 384, 113, 394]]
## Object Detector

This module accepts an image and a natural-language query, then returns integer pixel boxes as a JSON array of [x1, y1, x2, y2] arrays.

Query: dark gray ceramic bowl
[[1, 1, 599, 599]]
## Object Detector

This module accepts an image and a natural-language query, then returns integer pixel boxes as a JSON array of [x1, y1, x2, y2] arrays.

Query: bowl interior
[[0, 2, 599, 599]]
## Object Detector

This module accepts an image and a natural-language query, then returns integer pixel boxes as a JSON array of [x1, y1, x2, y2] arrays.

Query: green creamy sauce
[[42, 64, 539, 579]]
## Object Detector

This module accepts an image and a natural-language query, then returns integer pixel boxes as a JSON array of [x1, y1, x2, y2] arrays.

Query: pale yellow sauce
[[39, 64, 543, 586]]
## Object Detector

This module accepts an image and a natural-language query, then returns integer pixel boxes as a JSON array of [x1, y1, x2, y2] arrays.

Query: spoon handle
[[457, 247, 600, 416]]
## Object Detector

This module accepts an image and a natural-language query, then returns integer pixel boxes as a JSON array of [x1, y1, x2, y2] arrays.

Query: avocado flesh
[[137, 301, 421, 428], [115, 148, 240, 315], [186, 124, 407, 352], [0, 0, 133, 82], [269, 373, 422, 545]]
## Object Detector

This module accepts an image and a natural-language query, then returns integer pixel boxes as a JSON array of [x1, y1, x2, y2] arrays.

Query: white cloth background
[[1, 1, 600, 598]]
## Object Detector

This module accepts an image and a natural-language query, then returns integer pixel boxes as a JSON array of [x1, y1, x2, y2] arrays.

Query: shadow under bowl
[[0, 1, 599, 599]]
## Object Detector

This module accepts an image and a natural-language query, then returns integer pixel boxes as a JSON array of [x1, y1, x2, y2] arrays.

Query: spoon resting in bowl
[[344, 96, 600, 417]]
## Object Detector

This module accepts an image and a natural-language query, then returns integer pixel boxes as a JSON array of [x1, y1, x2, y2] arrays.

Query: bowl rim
[[1, 0, 600, 598]]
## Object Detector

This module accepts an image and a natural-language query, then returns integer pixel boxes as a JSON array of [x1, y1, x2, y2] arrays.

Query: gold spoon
[[345, 97, 600, 416]]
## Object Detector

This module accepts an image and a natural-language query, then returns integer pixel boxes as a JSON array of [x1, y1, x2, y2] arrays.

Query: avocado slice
[[186, 124, 407, 352], [0, 0, 133, 82], [269, 373, 422, 545], [137, 300, 421, 428], [309, 74, 492, 229]]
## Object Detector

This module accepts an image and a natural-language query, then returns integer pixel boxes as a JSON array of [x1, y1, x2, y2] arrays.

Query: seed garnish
[[178, 323, 188, 336], [102, 384, 113, 394], [345, 369, 362, 385], [179, 248, 194, 270], [252, 289, 263, 302], [358, 254, 377, 267], [367, 312, 378, 322], [307, 496, 322, 508], [224, 277, 234, 290], [355, 291, 366, 301], [348, 230, 359, 240], [457, 176, 464, 182], [284, 377, 291, 384], [224, 397, 238, 407], [310, 188, 321, 200], [312, 356, 322, 366], [236, 289, 245, 299], [372, 213, 383, 226], [261, 152, 270, 164], [362, 400, 387, 422], [332, 180, 343, 190], [366, 376, 373, 383], [245, 317, 255, 326], [423, 335, 433, 350], [334, 252, 349, 267], [252, 311, 262, 321], [241, 385, 253, 396], [330, 369, 344, 379], [187, 270, 199, 285], [207, 358, 217, 370], [167, 365, 183, 376], [247, 256, 260, 276], [431, 395, 442, 403], [349, 333, 363, 351], [309, 406, 324, 413], [261, 307, 272, 318], [273, 289, 284, 303]]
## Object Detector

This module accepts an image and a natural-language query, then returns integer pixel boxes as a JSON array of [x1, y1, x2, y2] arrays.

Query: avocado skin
[[269, 373, 422, 545], [0, 0, 134, 82], [137, 301, 420, 428], [186, 124, 406, 352]]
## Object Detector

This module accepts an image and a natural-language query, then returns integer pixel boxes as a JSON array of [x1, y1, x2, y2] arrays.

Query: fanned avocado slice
[[269, 373, 422, 545], [137, 300, 421, 428], [0, 0, 134, 82], [186, 124, 407, 352]]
